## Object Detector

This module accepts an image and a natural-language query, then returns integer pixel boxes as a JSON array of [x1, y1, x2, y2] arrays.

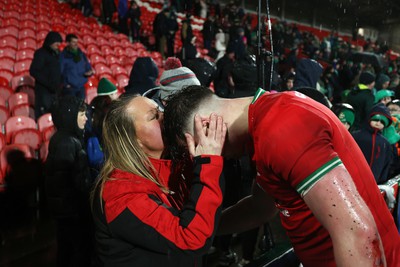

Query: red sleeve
[[105, 155, 224, 253]]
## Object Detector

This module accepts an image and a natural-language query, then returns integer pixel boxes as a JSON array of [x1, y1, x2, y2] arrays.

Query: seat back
[[8, 92, 29, 111], [5, 116, 37, 143], [0, 86, 13, 101], [42, 125, 56, 142], [12, 128, 42, 150], [37, 113, 53, 132], [11, 103, 35, 119]]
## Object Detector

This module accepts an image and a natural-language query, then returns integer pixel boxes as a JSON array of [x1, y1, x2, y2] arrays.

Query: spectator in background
[[125, 57, 159, 95], [96, 77, 119, 101], [30, 31, 63, 118], [202, 15, 216, 51], [128, 1, 142, 42], [60, 34, 94, 100], [280, 72, 295, 91], [46, 96, 94, 267], [153, 8, 170, 58], [102, 0, 116, 25], [166, 10, 179, 57], [375, 89, 394, 105], [213, 44, 235, 98], [118, 0, 129, 35], [347, 71, 376, 130], [181, 13, 194, 47], [143, 57, 200, 108], [352, 103, 393, 184], [375, 73, 391, 91], [331, 103, 355, 131]]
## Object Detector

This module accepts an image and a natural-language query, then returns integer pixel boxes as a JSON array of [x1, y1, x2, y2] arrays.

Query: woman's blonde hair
[[91, 95, 168, 209]]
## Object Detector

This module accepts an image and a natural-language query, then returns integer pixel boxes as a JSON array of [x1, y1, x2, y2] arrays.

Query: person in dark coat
[[352, 103, 393, 184], [347, 71, 376, 131], [213, 45, 235, 98], [125, 57, 159, 95], [29, 31, 63, 118], [128, 1, 142, 42], [45, 96, 94, 267]]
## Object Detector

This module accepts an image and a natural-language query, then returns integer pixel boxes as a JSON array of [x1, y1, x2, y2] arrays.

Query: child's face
[[370, 120, 385, 131]]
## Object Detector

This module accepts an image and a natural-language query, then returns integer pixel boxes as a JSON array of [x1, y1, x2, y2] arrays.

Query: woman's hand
[[185, 113, 227, 157]]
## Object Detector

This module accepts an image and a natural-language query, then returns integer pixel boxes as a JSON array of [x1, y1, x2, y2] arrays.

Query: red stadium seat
[[111, 64, 128, 76], [2, 17, 19, 28], [0, 46, 17, 59], [19, 21, 36, 31], [0, 76, 9, 88], [94, 63, 112, 77], [85, 75, 99, 89], [83, 35, 96, 46], [18, 38, 37, 50], [0, 26, 19, 39], [96, 37, 109, 47], [114, 46, 125, 57], [19, 28, 36, 40], [39, 140, 49, 162], [11, 75, 35, 92], [109, 38, 120, 47], [106, 55, 119, 65], [42, 125, 56, 142], [0, 132, 5, 152], [116, 74, 129, 89], [36, 22, 51, 32], [90, 54, 107, 65], [15, 49, 35, 61], [100, 46, 113, 56], [8, 92, 29, 111], [37, 113, 53, 132], [0, 97, 6, 107], [0, 70, 13, 83], [0, 36, 18, 48], [0, 106, 9, 126], [3, 11, 20, 20], [20, 14, 35, 21], [11, 103, 35, 119], [125, 47, 138, 57], [12, 128, 41, 150], [0, 57, 15, 72], [85, 89, 97, 104], [13, 60, 31, 76], [0, 86, 13, 101], [5, 116, 37, 144], [86, 44, 101, 55]]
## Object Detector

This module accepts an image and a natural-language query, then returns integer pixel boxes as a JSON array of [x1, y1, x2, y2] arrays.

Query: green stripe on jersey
[[296, 157, 342, 197], [251, 88, 266, 104]]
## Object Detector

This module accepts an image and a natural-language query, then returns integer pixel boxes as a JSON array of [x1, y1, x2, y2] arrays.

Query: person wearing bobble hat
[[352, 103, 394, 184], [347, 71, 376, 130], [96, 77, 119, 100], [143, 57, 200, 108]]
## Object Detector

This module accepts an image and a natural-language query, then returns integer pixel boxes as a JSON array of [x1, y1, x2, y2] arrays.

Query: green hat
[[338, 109, 355, 126], [374, 89, 394, 103], [97, 78, 118, 96], [370, 114, 390, 127], [383, 125, 400, 144]]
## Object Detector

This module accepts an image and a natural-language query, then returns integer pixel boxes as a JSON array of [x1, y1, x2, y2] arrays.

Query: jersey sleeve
[[105, 155, 224, 255], [256, 104, 342, 197]]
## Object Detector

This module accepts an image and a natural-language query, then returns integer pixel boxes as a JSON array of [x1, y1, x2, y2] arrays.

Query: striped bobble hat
[[159, 57, 200, 100]]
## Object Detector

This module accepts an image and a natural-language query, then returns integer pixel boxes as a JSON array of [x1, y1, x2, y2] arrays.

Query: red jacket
[[93, 155, 224, 267]]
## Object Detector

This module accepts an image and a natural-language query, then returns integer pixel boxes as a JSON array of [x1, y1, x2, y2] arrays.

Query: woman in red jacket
[[91, 94, 226, 267]]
